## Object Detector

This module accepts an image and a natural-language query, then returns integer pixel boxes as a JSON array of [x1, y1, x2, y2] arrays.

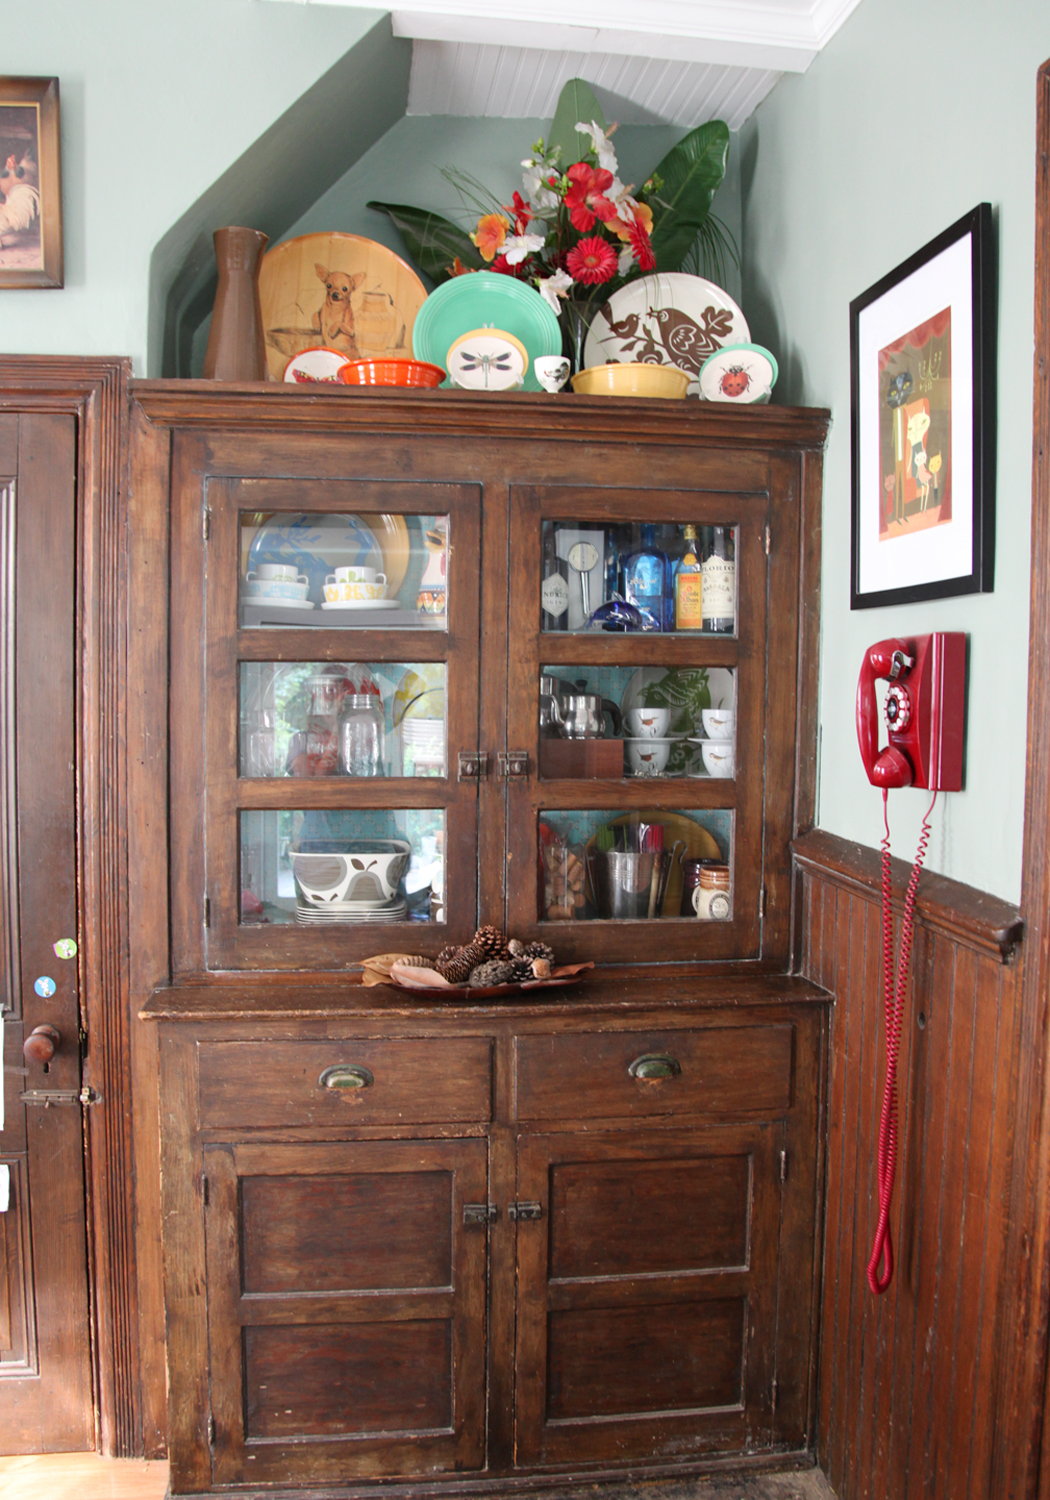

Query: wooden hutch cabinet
[[134, 382, 830, 1497]]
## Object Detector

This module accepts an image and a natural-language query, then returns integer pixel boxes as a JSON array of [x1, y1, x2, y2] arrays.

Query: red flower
[[628, 217, 656, 271], [490, 254, 530, 278], [566, 235, 618, 285], [503, 190, 533, 234], [564, 162, 618, 232]]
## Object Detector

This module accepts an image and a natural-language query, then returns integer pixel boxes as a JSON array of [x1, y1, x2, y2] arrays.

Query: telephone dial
[[855, 632, 966, 1294]]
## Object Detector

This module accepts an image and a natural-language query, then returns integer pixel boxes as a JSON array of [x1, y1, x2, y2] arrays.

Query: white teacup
[[535, 355, 571, 393], [625, 737, 672, 775], [334, 566, 386, 586], [702, 709, 735, 740], [701, 741, 735, 777], [625, 706, 671, 739], [253, 562, 302, 582]]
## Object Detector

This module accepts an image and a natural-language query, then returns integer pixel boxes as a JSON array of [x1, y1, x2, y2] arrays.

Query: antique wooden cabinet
[[133, 383, 830, 1496]]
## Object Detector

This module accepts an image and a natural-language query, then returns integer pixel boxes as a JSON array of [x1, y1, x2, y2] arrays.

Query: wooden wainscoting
[[792, 830, 1022, 1500]]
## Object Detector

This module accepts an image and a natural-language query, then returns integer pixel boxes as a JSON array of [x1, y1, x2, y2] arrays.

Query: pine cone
[[522, 941, 555, 965], [435, 941, 483, 984], [508, 957, 534, 982], [507, 938, 526, 958], [472, 925, 510, 960], [468, 959, 516, 987], [436, 945, 460, 966]]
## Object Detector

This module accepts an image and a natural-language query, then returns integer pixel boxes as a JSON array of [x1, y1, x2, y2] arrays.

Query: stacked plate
[[295, 895, 408, 925], [400, 716, 445, 774]]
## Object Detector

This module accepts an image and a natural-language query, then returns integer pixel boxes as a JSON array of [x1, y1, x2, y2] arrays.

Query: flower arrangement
[[368, 79, 735, 361]]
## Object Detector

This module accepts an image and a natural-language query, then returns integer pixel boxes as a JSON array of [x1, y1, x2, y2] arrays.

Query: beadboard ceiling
[[263, 0, 862, 129]]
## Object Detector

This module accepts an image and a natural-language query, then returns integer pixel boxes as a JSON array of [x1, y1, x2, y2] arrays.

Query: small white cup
[[535, 355, 571, 393], [702, 708, 735, 741], [625, 706, 671, 739], [334, 565, 386, 586], [701, 741, 735, 777], [254, 562, 301, 582], [625, 738, 672, 775]]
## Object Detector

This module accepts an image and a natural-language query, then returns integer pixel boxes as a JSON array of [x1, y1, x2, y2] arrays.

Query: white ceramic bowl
[[701, 741, 735, 778], [243, 577, 309, 602], [624, 737, 673, 775], [624, 707, 671, 738], [292, 840, 411, 905], [702, 709, 735, 740]]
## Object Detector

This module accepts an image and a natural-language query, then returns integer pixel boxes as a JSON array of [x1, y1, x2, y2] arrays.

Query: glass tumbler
[[339, 694, 386, 777]]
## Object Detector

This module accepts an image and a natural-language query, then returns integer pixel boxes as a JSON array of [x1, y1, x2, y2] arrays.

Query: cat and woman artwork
[[878, 308, 952, 541]]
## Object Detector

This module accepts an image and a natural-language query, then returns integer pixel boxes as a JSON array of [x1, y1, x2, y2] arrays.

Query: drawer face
[[515, 1025, 794, 1122], [197, 1037, 493, 1129]]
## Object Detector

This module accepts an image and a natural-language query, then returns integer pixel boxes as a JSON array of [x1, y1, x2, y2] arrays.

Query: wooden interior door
[[0, 412, 93, 1451], [513, 1126, 783, 1467]]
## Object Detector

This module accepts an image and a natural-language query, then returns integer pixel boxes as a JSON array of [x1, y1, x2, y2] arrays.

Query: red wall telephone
[[855, 632, 966, 1295], [856, 633, 966, 791]]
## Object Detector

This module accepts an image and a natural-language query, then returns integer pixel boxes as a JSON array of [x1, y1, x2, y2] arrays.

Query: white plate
[[282, 347, 354, 383], [583, 274, 750, 397], [447, 328, 529, 391], [698, 342, 778, 404], [321, 598, 400, 611], [240, 594, 316, 610]]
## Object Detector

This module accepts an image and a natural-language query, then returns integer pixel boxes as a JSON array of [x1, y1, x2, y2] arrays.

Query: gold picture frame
[[0, 76, 62, 289]]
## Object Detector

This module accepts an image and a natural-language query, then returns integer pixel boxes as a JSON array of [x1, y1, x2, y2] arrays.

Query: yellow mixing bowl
[[570, 362, 690, 398]]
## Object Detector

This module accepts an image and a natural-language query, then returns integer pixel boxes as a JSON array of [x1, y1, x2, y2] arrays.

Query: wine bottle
[[702, 525, 735, 633], [541, 526, 570, 630], [674, 524, 703, 630]]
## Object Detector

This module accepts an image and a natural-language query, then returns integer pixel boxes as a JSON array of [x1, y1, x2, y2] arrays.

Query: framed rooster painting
[[0, 77, 62, 289], [850, 203, 995, 608]]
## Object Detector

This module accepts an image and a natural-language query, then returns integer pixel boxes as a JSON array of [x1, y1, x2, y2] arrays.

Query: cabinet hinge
[[203, 895, 211, 929], [508, 1201, 543, 1221], [764, 524, 772, 555], [201, 1174, 209, 1207], [771, 1377, 778, 1412], [780, 1150, 788, 1183], [202, 505, 211, 542], [463, 1202, 498, 1225], [759, 886, 766, 920], [207, 1414, 216, 1446]]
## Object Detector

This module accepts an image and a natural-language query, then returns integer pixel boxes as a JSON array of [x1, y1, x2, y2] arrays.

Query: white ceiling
[[263, 0, 863, 129]]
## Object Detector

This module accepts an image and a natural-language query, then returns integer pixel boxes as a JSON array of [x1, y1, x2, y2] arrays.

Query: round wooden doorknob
[[23, 1024, 61, 1065]]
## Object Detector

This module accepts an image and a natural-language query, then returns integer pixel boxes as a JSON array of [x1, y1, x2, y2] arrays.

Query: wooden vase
[[203, 226, 268, 381]]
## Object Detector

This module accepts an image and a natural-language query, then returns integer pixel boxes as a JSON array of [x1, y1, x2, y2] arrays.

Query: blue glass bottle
[[621, 524, 672, 632]]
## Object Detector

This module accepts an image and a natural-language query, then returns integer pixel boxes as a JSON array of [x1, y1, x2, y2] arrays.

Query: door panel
[[0, 412, 92, 1452]]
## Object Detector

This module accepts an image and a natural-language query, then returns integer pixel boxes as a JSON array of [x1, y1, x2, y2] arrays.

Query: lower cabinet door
[[203, 1137, 488, 1487], [514, 1126, 783, 1467]]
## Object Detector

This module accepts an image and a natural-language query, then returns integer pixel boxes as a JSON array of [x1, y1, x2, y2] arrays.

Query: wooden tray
[[368, 960, 594, 1001]]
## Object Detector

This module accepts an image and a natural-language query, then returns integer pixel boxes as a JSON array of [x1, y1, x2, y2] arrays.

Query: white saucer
[[321, 599, 399, 611], [240, 594, 316, 610]]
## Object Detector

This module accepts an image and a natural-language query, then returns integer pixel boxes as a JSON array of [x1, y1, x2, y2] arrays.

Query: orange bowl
[[339, 358, 446, 388]]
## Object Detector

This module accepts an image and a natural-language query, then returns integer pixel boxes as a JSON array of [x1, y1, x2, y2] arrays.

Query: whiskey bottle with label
[[674, 524, 704, 630], [541, 526, 570, 630], [702, 525, 736, 634]]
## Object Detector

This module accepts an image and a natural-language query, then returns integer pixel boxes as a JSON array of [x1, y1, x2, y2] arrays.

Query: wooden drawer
[[197, 1037, 493, 1129], [515, 1024, 794, 1122]]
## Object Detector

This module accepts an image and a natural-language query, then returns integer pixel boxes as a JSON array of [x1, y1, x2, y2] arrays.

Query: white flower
[[522, 161, 560, 212], [618, 244, 635, 277], [502, 232, 546, 266], [536, 269, 574, 313], [575, 119, 618, 175]]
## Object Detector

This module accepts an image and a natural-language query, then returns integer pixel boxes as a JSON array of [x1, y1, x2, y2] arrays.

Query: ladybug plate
[[698, 342, 778, 404]]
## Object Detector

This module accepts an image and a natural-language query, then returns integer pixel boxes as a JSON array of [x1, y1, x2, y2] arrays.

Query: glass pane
[[539, 664, 736, 780], [538, 809, 732, 922], [239, 809, 445, 926], [541, 521, 737, 635], [240, 662, 446, 778], [239, 512, 448, 630]]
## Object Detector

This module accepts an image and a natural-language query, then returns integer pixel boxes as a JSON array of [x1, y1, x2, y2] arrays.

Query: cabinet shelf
[[537, 634, 740, 667]]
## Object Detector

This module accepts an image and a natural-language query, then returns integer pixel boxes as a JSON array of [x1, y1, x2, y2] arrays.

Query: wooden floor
[[0, 1456, 837, 1500]]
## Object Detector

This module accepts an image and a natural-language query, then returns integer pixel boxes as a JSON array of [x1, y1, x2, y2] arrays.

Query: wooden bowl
[[339, 359, 446, 388], [571, 362, 690, 398]]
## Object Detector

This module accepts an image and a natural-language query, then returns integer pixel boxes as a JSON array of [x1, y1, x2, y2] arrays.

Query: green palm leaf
[[547, 78, 607, 167], [366, 201, 485, 282], [647, 121, 730, 273]]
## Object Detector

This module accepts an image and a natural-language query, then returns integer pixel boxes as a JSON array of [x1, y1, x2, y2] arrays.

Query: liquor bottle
[[621, 524, 672, 631], [702, 524, 735, 633], [541, 526, 569, 630], [674, 524, 704, 630]]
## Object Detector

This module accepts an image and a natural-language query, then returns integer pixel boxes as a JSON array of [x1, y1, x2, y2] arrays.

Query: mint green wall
[[0, 0, 385, 374], [741, 0, 1047, 904]]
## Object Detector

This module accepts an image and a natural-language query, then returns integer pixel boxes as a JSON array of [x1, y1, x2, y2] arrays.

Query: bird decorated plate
[[583, 274, 750, 397]]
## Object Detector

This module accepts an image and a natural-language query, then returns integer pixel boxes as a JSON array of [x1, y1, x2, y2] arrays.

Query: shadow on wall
[[147, 17, 411, 378], [738, 123, 806, 405]]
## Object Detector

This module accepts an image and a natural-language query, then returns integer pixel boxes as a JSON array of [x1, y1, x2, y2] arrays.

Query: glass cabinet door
[[170, 474, 482, 972], [505, 485, 770, 965]]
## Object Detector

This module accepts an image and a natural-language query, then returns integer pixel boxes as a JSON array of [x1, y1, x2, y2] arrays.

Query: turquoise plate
[[412, 274, 562, 393]]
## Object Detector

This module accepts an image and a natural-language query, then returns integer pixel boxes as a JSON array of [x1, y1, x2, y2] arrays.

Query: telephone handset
[[856, 632, 966, 1295]]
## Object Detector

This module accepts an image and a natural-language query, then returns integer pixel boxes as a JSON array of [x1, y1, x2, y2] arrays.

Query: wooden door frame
[[992, 58, 1050, 1500], [0, 356, 143, 1455]]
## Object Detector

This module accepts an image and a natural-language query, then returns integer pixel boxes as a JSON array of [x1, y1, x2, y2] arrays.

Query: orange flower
[[470, 213, 510, 262], [611, 200, 654, 242]]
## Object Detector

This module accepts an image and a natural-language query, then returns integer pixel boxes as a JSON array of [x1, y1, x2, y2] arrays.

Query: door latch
[[498, 750, 530, 779], [457, 750, 488, 782], [20, 1086, 101, 1107], [508, 1201, 543, 1221], [463, 1203, 498, 1225]]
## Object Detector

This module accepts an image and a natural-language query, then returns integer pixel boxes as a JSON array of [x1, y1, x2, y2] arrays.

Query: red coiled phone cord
[[867, 788, 937, 1296]]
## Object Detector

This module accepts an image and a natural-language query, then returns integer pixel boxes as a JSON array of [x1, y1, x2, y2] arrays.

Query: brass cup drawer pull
[[628, 1053, 682, 1081], [318, 1064, 375, 1092]]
